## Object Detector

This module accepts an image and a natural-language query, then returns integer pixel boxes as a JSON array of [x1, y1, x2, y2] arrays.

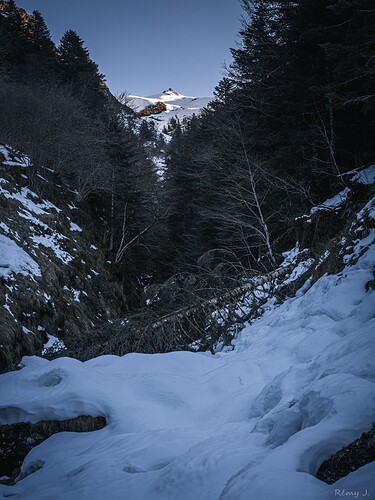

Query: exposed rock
[[317, 425, 375, 484], [138, 101, 167, 117], [162, 88, 178, 96], [0, 415, 107, 482]]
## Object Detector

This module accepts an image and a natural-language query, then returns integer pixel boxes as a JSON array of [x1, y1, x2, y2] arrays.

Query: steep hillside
[[0, 145, 126, 372], [128, 88, 211, 133], [0, 167, 373, 499]]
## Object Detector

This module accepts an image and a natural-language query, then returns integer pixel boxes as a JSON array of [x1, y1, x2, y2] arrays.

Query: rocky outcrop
[[138, 101, 167, 117], [317, 425, 375, 484], [0, 415, 106, 482]]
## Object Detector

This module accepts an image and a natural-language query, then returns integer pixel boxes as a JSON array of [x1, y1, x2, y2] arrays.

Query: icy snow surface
[[0, 242, 374, 498]]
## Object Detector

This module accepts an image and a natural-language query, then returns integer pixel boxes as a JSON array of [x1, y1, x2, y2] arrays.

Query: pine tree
[[163, 115, 219, 269], [25, 10, 57, 79], [212, 77, 235, 108], [319, 0, 375, 168], [58, 30, 106, 112], [139, 120, 157, 142], [0, 0, 30, 70], [29, 10, 54, 56]]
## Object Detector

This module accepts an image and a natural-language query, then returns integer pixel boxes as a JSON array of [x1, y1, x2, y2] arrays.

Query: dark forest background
[[1, 0, 374, 344]]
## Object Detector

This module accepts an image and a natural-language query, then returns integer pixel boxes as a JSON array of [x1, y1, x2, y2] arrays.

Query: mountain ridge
[[127, 88, 212, 132]]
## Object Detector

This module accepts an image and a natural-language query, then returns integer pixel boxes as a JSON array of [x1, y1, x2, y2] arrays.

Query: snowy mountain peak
[[127, 88, 212, 134], [162, 88, 181, 97], [146, 88, 190, 101]]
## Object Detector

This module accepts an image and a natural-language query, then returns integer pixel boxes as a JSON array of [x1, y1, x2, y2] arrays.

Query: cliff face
[[0, 145, 125, 372]]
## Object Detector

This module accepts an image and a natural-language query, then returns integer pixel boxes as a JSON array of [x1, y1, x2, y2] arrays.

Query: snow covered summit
[[127, 88, 212, 133], [160, 88, 183, 98]]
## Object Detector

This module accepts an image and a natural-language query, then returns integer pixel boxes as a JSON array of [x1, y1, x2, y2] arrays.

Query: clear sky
[[17, 0, 244, 97]]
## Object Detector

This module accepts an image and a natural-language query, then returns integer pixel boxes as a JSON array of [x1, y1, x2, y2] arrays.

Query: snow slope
[[0, 198, 374, 499], [128, 88, 211, 133]]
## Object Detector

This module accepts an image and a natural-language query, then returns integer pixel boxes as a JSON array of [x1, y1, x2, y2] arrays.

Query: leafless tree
[[114, 202, 159, 264], [203, 114, 278, 267]]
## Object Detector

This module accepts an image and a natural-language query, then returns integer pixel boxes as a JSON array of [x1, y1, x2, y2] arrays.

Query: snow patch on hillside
[[31, 234, 73, 263], [69, 222, 82, 232], [0, 145, 30, 167], [41, 334, 66, 355], [0, 143, 125, 362], [0, 234, 41, 278], [0, 146, 83, 270]]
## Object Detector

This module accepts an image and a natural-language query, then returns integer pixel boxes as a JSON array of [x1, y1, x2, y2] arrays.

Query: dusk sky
[[17, 0, 244, 97]]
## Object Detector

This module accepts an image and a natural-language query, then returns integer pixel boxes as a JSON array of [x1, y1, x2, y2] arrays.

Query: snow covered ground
[[0, 199, 374, 499]]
